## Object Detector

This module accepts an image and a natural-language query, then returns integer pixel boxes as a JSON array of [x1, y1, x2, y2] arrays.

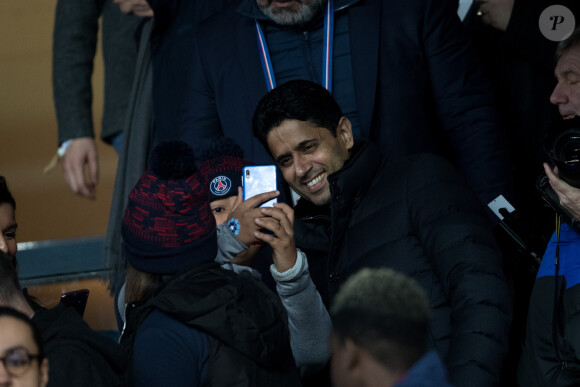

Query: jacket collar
[[327, 139, 384, 205]]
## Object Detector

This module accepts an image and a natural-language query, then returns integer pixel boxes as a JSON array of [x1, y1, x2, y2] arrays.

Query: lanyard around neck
[[255, 0, 334, 92]]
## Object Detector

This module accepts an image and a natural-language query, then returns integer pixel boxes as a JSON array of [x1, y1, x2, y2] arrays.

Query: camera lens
[[555, 130, 580, 165], [551, 129, 580, 188]]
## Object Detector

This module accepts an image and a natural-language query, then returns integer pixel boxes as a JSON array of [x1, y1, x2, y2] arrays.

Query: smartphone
[[243, 165, 278, 207], [60, 289, 90, 317]]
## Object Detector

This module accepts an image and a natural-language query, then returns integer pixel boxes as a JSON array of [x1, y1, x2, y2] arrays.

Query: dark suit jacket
[[179, 0, 513, 206], [52, 0, 141, 144]]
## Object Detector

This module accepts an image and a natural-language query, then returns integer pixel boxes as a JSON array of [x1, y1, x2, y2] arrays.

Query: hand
[[254, 203, 297, 272], [227, 187, 280, 246], [113, 0, 154, 17], [477, 0, 514, 32], [544, 162, 580, 220], [62, 137, 98, 199]]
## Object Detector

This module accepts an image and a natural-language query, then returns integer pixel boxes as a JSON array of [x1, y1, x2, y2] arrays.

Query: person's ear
[[336, 117, 354, 151], [340, 337, 361, 372], [40, 358, 49, 387]]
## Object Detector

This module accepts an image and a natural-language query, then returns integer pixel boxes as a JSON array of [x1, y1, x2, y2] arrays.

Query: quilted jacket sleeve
[[407, 154, 512, 387]]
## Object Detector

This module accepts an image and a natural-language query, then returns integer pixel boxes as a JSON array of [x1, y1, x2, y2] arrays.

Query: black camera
[[537, 117, 580, 234], [544, 117, 580, 188]]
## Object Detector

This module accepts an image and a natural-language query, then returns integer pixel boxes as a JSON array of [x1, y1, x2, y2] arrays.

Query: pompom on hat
[[121, 141, 217, 275], [197, 137, 249, 202]]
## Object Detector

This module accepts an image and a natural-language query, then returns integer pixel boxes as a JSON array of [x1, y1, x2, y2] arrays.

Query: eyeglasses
[[0, 347, 40, 377]]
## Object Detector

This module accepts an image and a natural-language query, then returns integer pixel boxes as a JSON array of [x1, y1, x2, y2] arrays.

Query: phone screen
[[243, 165, 278, 207]]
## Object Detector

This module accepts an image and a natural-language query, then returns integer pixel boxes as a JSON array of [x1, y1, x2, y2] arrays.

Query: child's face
[[210, 195, 262, 266], [210, 196, 238, 225]]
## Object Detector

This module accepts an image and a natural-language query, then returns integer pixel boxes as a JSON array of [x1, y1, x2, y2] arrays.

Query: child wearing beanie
[[119, 141, 300, 387], [197, 137, 332, 377]]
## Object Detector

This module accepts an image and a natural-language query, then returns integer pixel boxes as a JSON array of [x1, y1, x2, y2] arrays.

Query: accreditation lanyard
[[255, 0, 334, 92]]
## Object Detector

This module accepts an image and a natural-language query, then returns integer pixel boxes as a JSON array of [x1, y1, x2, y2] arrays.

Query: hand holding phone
[[227, 187, 280, 246], [254, 203, 297, 272]]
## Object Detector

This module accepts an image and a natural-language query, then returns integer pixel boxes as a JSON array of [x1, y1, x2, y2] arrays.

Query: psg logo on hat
[[210, 176, 232, 196]]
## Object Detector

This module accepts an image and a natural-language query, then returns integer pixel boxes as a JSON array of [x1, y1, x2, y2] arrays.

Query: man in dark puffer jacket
[[253, 80, 513, 387]]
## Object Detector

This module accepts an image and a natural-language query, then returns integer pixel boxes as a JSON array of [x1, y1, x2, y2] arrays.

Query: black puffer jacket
[[295, 140, 512, 387], [121, 262, 300, 387], [33, 303, 127, 387]]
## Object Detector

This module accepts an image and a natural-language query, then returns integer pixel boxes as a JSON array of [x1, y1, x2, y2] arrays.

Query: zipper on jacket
[[119, 303, 136, 343]]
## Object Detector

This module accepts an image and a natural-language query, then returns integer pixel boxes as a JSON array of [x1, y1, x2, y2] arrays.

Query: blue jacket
[[396, 351, 453, 387], [518, 223, 580, 386]]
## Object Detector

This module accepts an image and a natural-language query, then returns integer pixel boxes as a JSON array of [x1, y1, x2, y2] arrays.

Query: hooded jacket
[[121, 262, 300, 386], [33, 303, 127, 387]]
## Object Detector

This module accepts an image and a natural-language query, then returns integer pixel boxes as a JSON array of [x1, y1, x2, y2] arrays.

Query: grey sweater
[[215, 224, 331, 376]]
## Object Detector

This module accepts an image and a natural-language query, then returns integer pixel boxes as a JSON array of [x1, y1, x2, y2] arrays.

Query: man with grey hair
[[517, 26, 580, 387], [329, 268, 452, 387], [548, 26, 580, 220]]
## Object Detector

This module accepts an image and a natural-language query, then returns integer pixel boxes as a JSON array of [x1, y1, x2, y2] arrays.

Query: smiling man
[[253, 80, 512, 387], [268, 118, 351, 206], [180, 0, 513, 216]]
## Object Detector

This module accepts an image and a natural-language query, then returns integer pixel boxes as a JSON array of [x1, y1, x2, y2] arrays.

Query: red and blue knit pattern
[[122, 169, 217, 274]]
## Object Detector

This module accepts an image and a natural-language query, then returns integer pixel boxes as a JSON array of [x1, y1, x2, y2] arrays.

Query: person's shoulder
[[378, 153, 468, 196], [377, 152, 439, 174], [136, 310, 208, 355], [370, 0, 429, 15], [198, 1, 250, 32], [134, 310, 208, 385], [386, 153, 458, 177], [405, 152, 454, 168], [141, 309, 204, 335], [32, 303, 85, 337]]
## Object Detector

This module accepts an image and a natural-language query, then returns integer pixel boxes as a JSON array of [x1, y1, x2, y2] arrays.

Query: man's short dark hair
[[330, 268, 431, 372], [0, 176, 16, 210], [0, 306, 45, 361], [556, 27, 580, 61], [252, 80, 343, 148]]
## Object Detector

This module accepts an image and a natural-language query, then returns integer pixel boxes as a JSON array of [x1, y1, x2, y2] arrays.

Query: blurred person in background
[[0, 176, 17, 266], [52, 0, 141, 199], [329, 268, 452, 387], [0, 307, 49, 387], [0, 252, 127, 387]]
